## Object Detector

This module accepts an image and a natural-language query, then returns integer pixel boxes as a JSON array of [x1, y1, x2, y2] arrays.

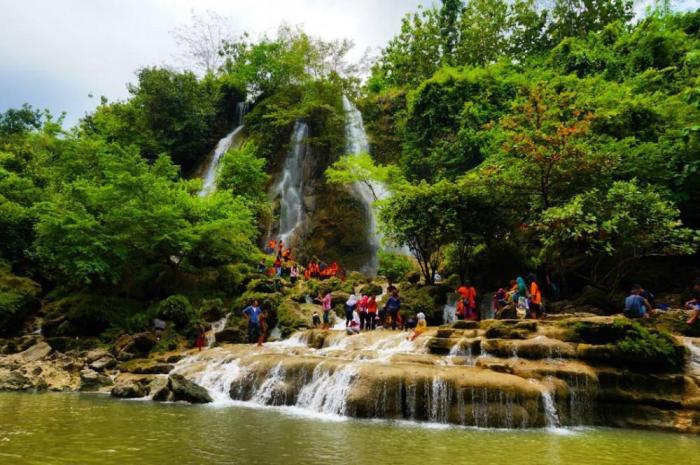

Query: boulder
[[111, 382, 146, 399], [164, 354, 184, 364], [85, 348, 111, 364], [14, 341, 52, 363], [113, 334, 135, 355], [215, 327, 246, 344], [132, 332, 158, 353], [116, 351, 135, 362], [0, 369, 31, 390], [80, 368, 113, 391], [119, 359, 174, 375], [148, 376, 172, 402], [167, 374, 212, 403], [89, 355, 117, 371]]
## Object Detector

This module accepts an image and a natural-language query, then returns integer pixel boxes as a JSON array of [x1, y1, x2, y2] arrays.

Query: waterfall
[[251, 362, 287, 405], [199, 102, 248, 196], [442, 294, 458, 325], [295, 364, 357, 415], [342, 95, 387, 275], [274, 121, 309, 244], [206, 317, 228, 348]]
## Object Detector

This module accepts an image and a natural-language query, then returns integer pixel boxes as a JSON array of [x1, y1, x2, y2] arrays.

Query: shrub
[[378, 251, 414, 283], [157, 295, 196, 329]]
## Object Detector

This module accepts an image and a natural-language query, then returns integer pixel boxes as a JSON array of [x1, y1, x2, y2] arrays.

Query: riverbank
[[2, 313, 700, 435]]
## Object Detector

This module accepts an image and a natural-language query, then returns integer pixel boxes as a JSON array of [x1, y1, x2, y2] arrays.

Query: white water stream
[[199, 102, 248, 196], [274, 121, 309, 244]]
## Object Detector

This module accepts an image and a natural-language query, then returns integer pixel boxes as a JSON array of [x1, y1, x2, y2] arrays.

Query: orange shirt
[[530, 282, 542, 304]]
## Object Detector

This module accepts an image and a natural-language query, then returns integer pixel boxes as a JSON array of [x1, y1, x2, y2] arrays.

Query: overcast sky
[[1, 0, 698, 126], [0, 0, 428, 126]]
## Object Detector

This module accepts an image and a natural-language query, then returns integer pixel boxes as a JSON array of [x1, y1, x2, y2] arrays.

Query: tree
[[32, 143, 256, 289], [379, 181, 457, 284], [485, 83, 613, 211], [439, 0, 464, 64], [171, 10, 236, 73], [455, 0, 510, 66], [217, 142, 269, 202], [549, 0, 634, 43], [538, 180, 699, 291], [372, 6, 443, 87], [325, 153, 405, 201]]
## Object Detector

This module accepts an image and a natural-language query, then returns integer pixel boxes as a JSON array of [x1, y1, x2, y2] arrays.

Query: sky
[[0, 0, 427, 126], [1, 0, 698, 126]]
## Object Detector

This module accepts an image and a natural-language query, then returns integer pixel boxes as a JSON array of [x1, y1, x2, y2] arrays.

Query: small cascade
[[541, 389, 561, 429], [199, 102, 248, 196], [683, 337, 700, 376], [295, 364, 358, 416], [448, 339, 474, 366], [171, 350, 243, 404], [428, 377, 451, 423], [442, 292, 457, 325], [251, 362, 287, 405], [206, 317, 228, 348], [274, 121, 309, 245]]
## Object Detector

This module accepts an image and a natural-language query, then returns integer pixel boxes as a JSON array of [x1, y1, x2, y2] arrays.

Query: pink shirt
[[322, 294, 332, 311]]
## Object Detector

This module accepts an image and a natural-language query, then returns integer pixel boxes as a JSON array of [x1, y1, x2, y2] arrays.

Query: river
[[1, 392, 699, 465]]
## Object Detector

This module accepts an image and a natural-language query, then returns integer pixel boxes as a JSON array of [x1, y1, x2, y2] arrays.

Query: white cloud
[[0, 0, 427, 124]]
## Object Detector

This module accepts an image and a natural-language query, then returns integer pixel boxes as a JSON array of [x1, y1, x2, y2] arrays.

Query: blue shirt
[[243, 306, 261, 324], [624, 295, 646, 317], [386, 296, 401, 312]]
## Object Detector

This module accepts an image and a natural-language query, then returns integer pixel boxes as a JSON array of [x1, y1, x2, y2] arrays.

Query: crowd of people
[[237, 241, 700, 347], [308, 286, 427, 341], [487, 274, 545, 320], [258, 240, 343, 282]]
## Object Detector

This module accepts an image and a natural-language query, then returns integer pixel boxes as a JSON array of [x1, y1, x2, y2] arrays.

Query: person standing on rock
[[385, 289, 401, 330], [242, 300, 262, 344], [320, 291, 332, 329], [527, 274, 543, 319], [195, 323, 206, 351], [358, 294, 369, 331], [366, 295, 378, 330]]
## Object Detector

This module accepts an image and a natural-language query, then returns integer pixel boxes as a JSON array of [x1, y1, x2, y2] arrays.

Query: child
[[409, 313, 427, 341], [312, 312, 321, 328]]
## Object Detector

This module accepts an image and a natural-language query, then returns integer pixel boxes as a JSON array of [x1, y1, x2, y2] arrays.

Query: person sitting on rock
[[312, 311, 321, 328], [624, 288, 651, 319], [685, 279, 700, 325], [633, 284, 656, 309], [409, 312, 427, 341], [257, 259, 267, 274], [346, 309, 361, 335]]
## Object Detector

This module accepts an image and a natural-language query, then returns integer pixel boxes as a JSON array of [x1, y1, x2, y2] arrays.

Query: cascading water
[[199, 102, 248, 196], [274, 121, 309, 245], [342, 95, 385, 274], [295, 364, 357, 415], [206, 317, 228, 348], [442, 296, 458, 325]]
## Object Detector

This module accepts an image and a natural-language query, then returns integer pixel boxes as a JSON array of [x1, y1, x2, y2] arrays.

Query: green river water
[[1, 392, 699, 465]]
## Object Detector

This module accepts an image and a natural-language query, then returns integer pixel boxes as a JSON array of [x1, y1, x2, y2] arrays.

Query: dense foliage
[[357, 2, 700, 293]]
